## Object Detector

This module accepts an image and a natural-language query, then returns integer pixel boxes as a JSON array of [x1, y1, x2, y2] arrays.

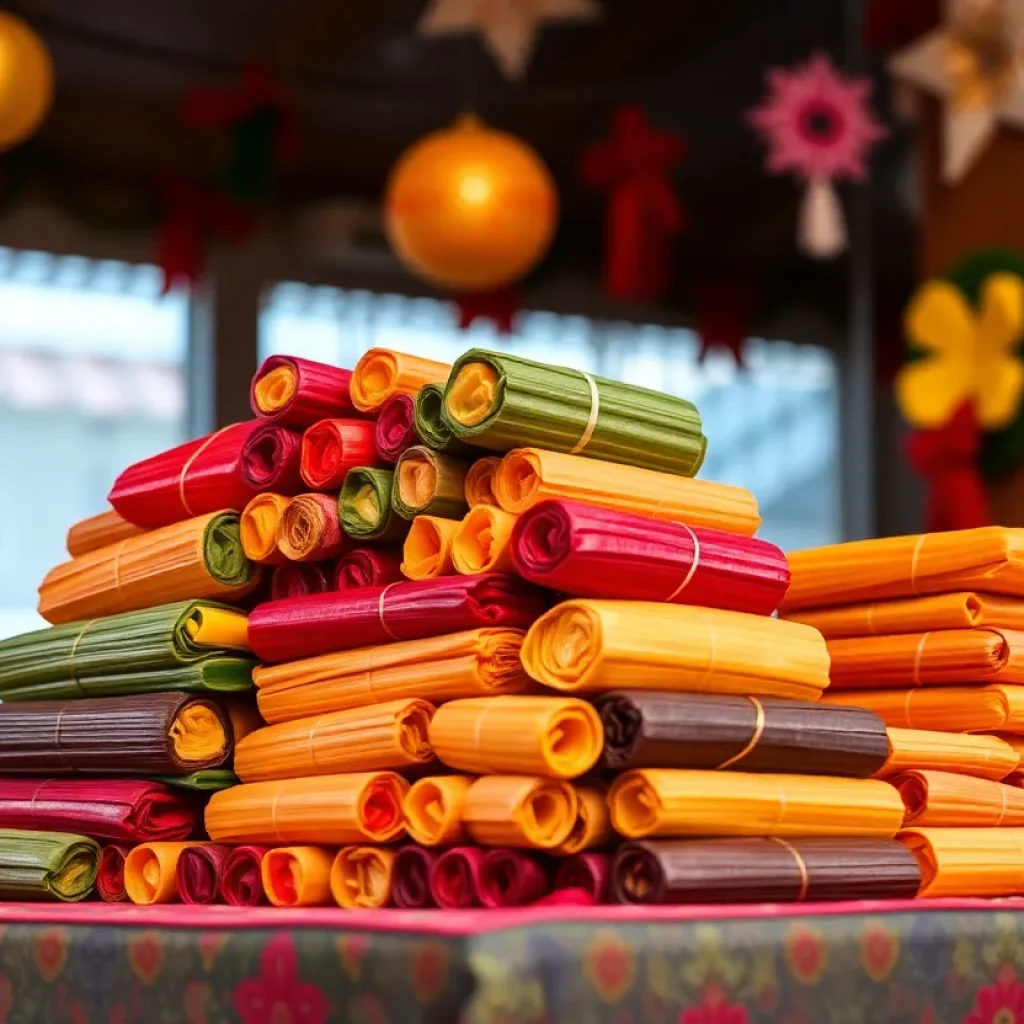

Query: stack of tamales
[[781, 528, 1024, 899], [2, 342, 967, 910]]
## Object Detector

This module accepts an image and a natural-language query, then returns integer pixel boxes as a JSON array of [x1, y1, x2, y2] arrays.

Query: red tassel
[[155, 177, 255, 293], [691, 277, 759, 366], [580, 106, 686, 303], [905, 403, 990, 533], [456, 287, 522, 335], [155, 213, 204, 294]]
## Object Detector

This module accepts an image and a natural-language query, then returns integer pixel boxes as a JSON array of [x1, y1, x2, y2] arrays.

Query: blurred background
[[2, 0, 1010, 638]]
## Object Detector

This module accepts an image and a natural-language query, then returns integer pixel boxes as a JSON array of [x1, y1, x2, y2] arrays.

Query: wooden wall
[[919, 95, 1024, 277], [917, 94, 1024, 523]]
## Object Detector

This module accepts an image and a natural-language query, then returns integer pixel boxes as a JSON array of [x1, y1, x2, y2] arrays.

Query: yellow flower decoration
[[896, 272, 1024, 430]]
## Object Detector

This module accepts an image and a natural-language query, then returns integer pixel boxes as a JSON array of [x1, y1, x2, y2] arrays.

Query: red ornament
[[456, 286, 522, 336], [155, 177, 254, 293], [905, 402, 990, 533], [580, 105, 686, 303], [691, 277, 759, 366]]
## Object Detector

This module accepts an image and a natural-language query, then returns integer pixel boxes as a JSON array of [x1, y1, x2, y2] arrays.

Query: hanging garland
[[182, 63, 299, 204], [153, 63, 296, 291]]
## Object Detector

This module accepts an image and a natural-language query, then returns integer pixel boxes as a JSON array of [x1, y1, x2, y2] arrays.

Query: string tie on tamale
[[996, 784, 1009, 827], [378, 584, 401, 641], [665, 523, 701, 601], [111, 540, 129, 598], [569, 372, 600, 454], [909, 534, 927, 595], [769, 837, 809, 900], [903, 689, 917, 729], [865, 603, 877, 635], [30, 780, 52, 816], [178, 424, 232, 516], [307, 716, 324, 770], [716, 697, 766, 770], [912, 632, 931, 687], [67, 620, 95, 696], [472, 699, 495, 758], [769, 780, 788, 835], [270, 787, 285, 842]]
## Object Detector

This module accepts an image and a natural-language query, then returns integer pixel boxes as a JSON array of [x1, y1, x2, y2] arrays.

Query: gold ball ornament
[[384, 114, 558, 293], [0, 12, 53, 151]]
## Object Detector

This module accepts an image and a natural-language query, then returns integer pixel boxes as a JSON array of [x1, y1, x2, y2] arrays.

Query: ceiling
[[6, 0, 919, 314]]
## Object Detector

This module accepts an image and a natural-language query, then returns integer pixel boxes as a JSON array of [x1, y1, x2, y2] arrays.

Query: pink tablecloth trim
[[0, 897, 1020, 935]]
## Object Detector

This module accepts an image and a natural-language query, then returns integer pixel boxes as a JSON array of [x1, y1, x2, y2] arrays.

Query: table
[[0, 899, 1019, 1023]]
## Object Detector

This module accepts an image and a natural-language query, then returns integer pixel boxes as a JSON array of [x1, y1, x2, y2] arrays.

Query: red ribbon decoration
[[905, 402, 990, 533], [456, 287, 522, 336], [580, 106, 687, 303], [181, 63, 300, 163], [155, 176, 254, 293], [691, 277, 759, 366]]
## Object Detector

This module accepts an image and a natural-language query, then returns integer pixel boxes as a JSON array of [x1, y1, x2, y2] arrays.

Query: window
[[260, 284, 841, 551], [0, 248, 189, 640]]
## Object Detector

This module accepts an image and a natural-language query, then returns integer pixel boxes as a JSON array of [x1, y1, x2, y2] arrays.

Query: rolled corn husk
[[403, 775, 473, 847], [350, 348, 451, 413], [234, 699, 436, 782], [125, 842, 208, 905], [462, 775, 578, 849], [261, 846, 334, 907], [522, 600, 830, 701], [607, 769, 906, 839], [465, 457, 503, 508], [898, 826, 1024, 898], [452, 505, 519, 575], [876, 728, 1020, 781], [240, 493, 290, 565], [552, 785, 612, 856], [205, 772, 409, 845], [253, 629, 529, 724], [402, 516, 460, 580], [330, 845, 397, 908], [429, 696, 603, 778]]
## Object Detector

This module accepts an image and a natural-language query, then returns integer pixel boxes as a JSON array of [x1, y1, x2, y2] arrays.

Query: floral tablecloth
[[0, 900, 1022, 1023]]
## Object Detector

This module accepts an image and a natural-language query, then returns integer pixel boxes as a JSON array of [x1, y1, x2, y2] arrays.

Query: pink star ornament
[[749, 52, 888, 259]]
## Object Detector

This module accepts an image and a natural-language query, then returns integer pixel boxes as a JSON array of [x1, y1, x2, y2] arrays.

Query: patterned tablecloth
[[0, 899, 1021, 1023]]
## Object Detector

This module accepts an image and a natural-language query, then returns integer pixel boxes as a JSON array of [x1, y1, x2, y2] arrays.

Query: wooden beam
[[255, 0, 398, 76]]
